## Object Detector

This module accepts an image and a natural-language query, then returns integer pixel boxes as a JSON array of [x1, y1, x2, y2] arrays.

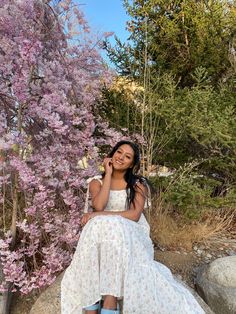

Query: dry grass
[[145, 198, 235, 251]]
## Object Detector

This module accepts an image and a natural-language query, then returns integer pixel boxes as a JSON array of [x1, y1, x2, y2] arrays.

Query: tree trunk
[[1, 102, 22, 314]]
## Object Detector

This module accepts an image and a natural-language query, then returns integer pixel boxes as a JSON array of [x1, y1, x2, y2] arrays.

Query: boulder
[[29, 270, 211, 314], [174, 276, 214, 314], [29, 273, 63, 314], [196, 256, 236, 314], [29, 271, 123, 314]]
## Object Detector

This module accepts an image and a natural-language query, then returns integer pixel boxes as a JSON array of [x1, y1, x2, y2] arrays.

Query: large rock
[[196, 256, 236, 314], [174, 276, 214, 314], [30, 270, 210, 314], [29, 272, 63, 314]]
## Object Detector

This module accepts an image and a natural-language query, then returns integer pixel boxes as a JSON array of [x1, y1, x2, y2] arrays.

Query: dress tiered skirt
[[61, 215, 205, 314]]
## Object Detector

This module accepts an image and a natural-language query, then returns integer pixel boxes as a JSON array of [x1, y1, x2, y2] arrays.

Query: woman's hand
[[81, 212, 97, 226], [103, 157, 113, 176]]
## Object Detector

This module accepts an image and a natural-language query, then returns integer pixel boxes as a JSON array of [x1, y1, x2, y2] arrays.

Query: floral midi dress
[[61, 176, 205, 314]]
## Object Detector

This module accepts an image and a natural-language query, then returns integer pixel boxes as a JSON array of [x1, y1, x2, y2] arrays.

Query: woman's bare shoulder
[[89, 177, 103, 193], [89, 178, 102, 187]]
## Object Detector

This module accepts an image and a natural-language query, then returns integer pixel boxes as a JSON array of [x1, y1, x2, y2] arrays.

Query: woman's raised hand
[[103, 157, 113, 175]]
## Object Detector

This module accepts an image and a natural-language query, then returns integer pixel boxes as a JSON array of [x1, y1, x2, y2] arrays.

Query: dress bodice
[[87, 175, 149, 212], [104, 189, 128, 212]]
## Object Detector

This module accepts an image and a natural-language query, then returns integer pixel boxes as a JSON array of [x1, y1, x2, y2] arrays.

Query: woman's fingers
[[103, 157, 113, 174], [103, 157, 111, 167], [81, 213, 93, 226], [81, 214, 87, 226]]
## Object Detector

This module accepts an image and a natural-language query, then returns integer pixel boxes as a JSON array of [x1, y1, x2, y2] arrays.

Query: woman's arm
[[89, 173, 111, 211], [82, 182, 148, 225], [89, 156, 114, 211]]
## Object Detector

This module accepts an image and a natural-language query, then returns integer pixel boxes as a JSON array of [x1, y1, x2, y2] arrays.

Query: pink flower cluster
[[0, 0, 121, 294]]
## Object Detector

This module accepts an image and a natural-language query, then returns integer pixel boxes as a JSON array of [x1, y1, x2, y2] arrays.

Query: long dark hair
[[104, 140, 149, 209]]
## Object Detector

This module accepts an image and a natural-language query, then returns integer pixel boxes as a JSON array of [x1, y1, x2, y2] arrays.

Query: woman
[[61, 140, 205, 314]]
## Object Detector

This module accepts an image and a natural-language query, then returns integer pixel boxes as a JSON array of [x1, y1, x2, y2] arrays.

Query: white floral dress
[[61, 176, 205, 314]]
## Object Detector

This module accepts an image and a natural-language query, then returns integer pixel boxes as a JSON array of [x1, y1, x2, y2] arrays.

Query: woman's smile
[[114, 159, 124, 165]]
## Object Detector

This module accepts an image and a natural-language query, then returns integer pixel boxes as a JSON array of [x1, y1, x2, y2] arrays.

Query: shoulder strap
[[83, 184, 90, 213], [83, 175, 102, 213], [86, 175, 103, 185]]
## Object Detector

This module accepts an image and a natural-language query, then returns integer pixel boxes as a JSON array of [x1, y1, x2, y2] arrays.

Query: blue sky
[[77, 0, 130, 62]]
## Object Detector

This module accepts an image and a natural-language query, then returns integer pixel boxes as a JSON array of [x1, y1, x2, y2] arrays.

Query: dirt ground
[[9, 231, 236, 314], [155, 230, 236, 289]]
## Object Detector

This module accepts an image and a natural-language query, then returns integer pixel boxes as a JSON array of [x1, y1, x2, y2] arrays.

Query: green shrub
[[150, 170, 236, 220]]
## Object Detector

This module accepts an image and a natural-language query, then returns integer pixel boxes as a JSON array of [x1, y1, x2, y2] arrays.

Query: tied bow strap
[[83, 175, 103, 213]]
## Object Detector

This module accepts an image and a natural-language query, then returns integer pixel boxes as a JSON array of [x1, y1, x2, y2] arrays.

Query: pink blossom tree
[[0, 0, 117, 295]]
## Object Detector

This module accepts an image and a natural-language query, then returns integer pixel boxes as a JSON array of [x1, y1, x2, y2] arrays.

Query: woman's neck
[[109, 170, 127, 190], [111, 170, 126, 180]]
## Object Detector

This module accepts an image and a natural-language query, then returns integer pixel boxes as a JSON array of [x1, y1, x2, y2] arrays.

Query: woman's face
[[112, 144, 134, 171]]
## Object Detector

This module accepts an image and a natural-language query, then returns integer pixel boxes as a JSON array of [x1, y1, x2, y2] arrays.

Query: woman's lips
[[115, 160, 123, 165]]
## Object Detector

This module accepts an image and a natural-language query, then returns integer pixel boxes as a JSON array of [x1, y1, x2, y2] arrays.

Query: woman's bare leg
[[103, 295, 118, 309], [85, 310, 97, 314]]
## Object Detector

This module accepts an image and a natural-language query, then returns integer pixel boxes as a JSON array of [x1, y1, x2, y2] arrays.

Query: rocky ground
[[155, 230, 236, 289], [9, 230, 236, 314]]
